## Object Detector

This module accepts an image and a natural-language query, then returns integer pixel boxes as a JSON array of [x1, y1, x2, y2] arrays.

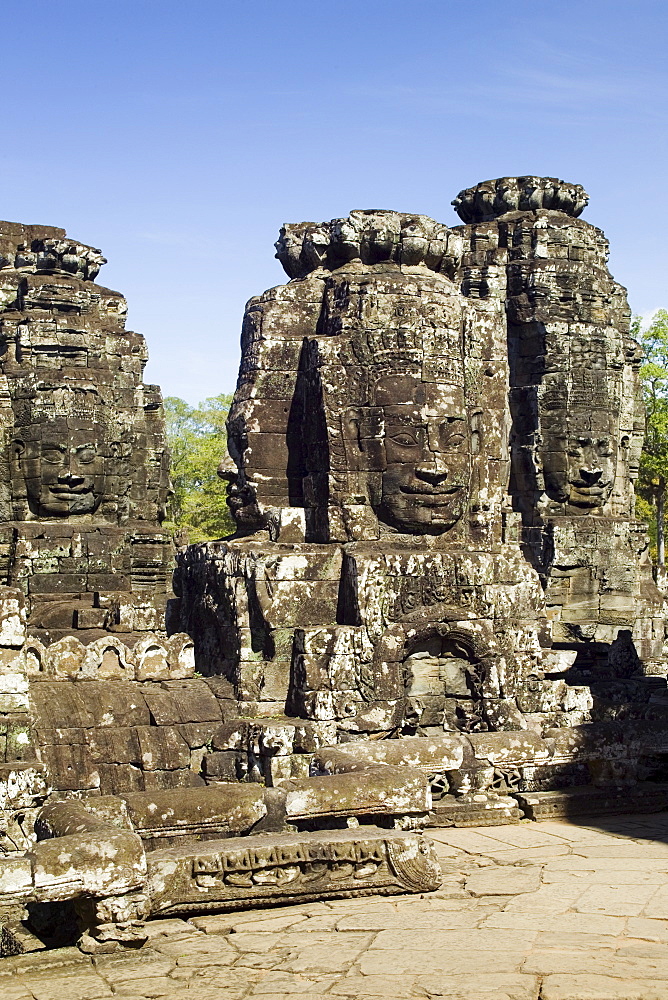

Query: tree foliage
[[162, 393, 235, 543], [635, 310, 668, 565]]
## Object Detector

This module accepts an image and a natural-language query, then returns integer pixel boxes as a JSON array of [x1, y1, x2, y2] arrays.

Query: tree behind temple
[[163, 393, 235, 543], [636, 310, 668, 566]]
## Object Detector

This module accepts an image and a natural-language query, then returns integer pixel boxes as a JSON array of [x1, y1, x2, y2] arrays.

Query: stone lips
[[451, 175, 589, 223]]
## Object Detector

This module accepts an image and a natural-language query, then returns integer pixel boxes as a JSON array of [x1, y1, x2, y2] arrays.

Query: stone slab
[[145, 827, 441, 916]]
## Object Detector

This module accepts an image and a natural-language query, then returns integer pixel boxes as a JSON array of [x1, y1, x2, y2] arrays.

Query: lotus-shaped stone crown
[[452, 176, 589, 224]]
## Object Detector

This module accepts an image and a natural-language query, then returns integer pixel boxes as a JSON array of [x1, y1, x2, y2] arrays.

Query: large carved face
[[12, 417, 112, 516], [330, 218, 361, 265], [540, 411, 617, 508], [402, 635, 484, 732], [350, 374, 471, 534], [10, 384, 124, 518]]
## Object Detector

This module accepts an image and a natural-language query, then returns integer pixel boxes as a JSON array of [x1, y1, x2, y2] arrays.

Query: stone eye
[[76, 446, 97, 464], [41, 446, 65, 464], [390, 432, 419, 447]]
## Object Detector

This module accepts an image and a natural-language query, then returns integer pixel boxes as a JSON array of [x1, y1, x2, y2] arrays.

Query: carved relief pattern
[[148, 831, 442, 914]]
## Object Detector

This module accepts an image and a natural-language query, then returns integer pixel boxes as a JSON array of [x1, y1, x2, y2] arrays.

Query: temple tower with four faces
[[174, 176, 666, 736]]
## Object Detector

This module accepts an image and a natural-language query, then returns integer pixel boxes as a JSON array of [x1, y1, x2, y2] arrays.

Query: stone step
[[515, 782, 668, 821], [428, 794, 520, 828]]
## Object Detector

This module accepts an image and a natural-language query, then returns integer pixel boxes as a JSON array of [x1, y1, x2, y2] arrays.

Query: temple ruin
[[0, 176, 667, 956]]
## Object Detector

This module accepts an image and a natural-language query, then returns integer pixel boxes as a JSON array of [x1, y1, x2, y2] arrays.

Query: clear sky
[[2, 0, 667, 404]]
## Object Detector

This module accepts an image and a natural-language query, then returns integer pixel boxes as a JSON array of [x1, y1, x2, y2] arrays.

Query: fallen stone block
[[313, 734, 466, 775], [145, 827, 442, 916], [119, 784, 268, 845], [282, 767, 431, 826], [515, 782, 668, 821], [428, 793, 520, 827]]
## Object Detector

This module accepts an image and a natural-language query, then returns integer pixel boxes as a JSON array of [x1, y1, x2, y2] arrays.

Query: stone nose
[[417, 445, 451, 479], [59, 471, 86, 486], [579, 466, 602, 484], [415, 467, 449, 485]]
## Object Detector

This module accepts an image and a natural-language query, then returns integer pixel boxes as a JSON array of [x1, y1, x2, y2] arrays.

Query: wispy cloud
[[321, 38, 668, 129], [640, 308, 663, 329]]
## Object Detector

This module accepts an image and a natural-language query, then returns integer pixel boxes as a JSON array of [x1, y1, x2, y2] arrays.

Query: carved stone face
[[330, 218, 360, 265], [369, 374, 471, 533], [274, 227, 303, 278], [12, 416, 117, 517], [541, 412, 617, 508], [402, 635, 483, 732]]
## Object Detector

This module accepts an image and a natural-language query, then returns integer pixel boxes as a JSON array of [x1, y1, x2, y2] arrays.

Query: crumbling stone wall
[[27, 633, 221, 796], [451, 178, 658, 663], [0, 222, 187, 843]]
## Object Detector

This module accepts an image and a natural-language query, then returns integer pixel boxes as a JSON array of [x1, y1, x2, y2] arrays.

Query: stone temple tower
[[173, 176, 666, 744], [0, 221, 173, 646]]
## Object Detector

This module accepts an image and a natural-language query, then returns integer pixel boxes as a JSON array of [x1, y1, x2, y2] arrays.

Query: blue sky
[[2, 1, 667, 403]]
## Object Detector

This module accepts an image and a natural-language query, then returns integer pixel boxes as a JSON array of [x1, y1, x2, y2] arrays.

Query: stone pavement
[[4, 814, 668, 999]]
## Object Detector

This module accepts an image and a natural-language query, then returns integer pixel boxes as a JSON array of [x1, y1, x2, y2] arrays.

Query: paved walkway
[[3, 813, 668, 999]]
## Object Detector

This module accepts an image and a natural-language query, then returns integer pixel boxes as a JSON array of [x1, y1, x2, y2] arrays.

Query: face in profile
[[348, 374, 471, 534], [541, 413, 617, 508], [219, 409, 264, 531], [13, 418, 110, 516]]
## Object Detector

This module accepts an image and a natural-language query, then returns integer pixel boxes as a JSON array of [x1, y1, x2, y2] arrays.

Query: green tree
[[163, 393, 235, 543], [636, 310, 668, 566]]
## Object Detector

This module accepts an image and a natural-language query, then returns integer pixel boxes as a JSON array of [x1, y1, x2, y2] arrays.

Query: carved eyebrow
[[383, 414, 424, 427], [383, 413, 467, 427]]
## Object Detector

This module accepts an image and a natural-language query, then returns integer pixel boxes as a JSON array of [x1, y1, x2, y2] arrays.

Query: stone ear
[[10, 439, 25, 466], [342, 407, 364, 455], [342, 407, 367, 472]]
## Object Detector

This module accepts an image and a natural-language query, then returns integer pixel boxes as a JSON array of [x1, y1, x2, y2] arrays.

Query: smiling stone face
[[540, 411, 617, 509], [9, 385, 123, 519], [16, 420, 107, 516], [372, 374, 471, 534]]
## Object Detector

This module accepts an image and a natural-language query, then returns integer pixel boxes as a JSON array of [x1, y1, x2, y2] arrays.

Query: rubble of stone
[[4, 811, 439, 934]]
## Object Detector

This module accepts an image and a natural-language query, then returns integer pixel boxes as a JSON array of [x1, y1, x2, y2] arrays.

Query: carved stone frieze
[[146, 827, 442, 915]]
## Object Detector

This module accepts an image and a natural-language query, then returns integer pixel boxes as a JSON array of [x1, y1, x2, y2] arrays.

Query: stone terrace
[[4, 814, 668, 1000]]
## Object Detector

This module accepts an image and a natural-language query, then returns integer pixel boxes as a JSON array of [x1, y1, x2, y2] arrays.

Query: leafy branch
[[163, 393, 235, 543]]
